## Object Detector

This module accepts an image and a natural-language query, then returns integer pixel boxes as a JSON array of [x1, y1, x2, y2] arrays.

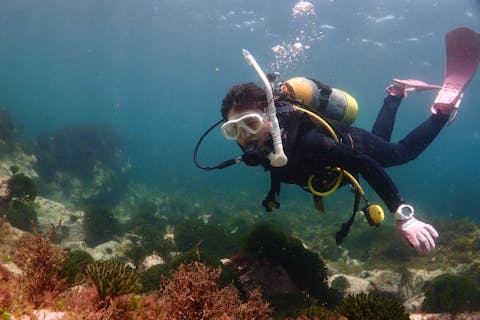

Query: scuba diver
[[194, 27, 480, 254]]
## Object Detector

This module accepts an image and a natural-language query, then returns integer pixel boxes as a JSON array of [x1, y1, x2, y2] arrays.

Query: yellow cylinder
[[366, 204, 384, 226], [283, 77, 358, 124]]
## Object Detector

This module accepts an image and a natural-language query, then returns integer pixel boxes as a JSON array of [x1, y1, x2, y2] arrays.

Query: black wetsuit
[[262, 95, 450, 212]]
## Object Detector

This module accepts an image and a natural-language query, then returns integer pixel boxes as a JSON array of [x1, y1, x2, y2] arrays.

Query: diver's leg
[[371, 95, 403, 141], [396, 113, 450, 160], [354, 113, 449, 167]]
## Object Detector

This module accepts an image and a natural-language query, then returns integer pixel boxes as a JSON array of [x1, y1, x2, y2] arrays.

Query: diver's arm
[[296, 129, 404, 212], [297, 129, 439, 253], [263, 170, 281, 211]]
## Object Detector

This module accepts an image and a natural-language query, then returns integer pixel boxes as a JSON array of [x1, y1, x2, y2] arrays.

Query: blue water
[[0, 0, 479, 220]]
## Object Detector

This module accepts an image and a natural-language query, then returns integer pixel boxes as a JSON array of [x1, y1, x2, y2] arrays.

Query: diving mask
[[221, 113, 265, 140]]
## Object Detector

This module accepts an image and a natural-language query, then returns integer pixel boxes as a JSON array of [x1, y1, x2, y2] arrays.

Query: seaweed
[[85, 261, 142, 302], [83, 206, 120, 246], [336, 292, 410, 320], [330, 276, 350, 296], [422, 273, 480, 313], [58, 250, 94, 286], [7, 173, 37, 203], [174, 218, 239, 260], [5, 199, 37, 232], [242, 223, 339, 307], [157, 261, 273, 320], [14, 225, 65, 308]]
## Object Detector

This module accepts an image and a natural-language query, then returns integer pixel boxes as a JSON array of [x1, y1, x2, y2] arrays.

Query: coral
[[85, 261, 142, 302], [5, 199, 37, 232], [335, 292, 410, 320], [422, 273, 480, 313], [7, 173, 37, 203], [157, 261, 273, 320], [14, 224, 66, 308], [58, 250, 94, 286], [83, 206, 120, 246]]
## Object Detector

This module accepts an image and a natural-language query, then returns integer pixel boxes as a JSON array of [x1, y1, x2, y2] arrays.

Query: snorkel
[[193, 49, 287, 170], [242, 49, 288, 167]]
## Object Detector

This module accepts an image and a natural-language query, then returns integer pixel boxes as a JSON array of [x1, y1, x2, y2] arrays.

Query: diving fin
[[431, 27, 480, 118], [387, 79, 442, 97], [393, 79, 442, 92]]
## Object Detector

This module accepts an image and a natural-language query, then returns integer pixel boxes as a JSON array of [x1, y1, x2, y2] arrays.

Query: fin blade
[[433, 27, 480, 111]]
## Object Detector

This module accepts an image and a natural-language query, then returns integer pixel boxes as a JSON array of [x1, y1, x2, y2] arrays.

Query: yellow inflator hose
[[292, 105, 365, 197]]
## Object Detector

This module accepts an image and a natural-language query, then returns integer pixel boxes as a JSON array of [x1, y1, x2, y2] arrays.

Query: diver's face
[[224, 108, 271, 148]]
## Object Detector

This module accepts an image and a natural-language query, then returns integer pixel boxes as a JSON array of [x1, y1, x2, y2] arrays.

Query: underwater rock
[[140, 253, 165, 272], [0, 150, 38, 217], [329, 274, 370, 295], [328, 267, 446, 312], [410, 313, 480, 320], [10, 309, 65, 320], [0, 150, 38, 179], [89, 237, 135, 261], [32, 124, 130, 205], [34, 197, 85, 243], [0, 221, 24, 277], [0, 175, 11, 216]]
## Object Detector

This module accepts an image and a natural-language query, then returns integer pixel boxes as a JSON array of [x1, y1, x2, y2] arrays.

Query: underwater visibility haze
[[3, 0, 480, 318], [0, 1, 479, 224]]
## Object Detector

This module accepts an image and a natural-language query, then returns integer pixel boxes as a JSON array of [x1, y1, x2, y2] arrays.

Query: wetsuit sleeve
[[296, 129, 405, 212], [263, 171, 281, 212]]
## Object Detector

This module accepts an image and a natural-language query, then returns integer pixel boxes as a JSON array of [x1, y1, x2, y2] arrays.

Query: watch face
[[395, 204, 414, 220]]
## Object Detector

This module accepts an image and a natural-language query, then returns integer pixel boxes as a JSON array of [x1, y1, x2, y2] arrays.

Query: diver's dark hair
[[221, 82, 268, 120]]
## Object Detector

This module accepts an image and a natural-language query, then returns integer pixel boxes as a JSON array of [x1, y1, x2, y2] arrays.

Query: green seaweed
[[58, 250, 94, 286], [83, 206, 120, 246], [331, 275, 350, 296], [85, 260, 141, 301], [336, 292, 410, 320], [139, 249, 223, 293], [422, 273, 480, 313], [7, 173, 37, 203], [242, 223, 339, 307], [174, 218, 238, 260], [5, 199, 37, 232]]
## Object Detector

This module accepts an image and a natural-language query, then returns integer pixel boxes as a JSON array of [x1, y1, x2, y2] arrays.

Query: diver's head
[[221, 83, 271, 148]]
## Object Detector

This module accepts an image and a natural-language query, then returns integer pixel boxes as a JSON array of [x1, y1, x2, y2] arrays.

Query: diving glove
[[262, 192, 280, 212], [394, 204, 439, 254]]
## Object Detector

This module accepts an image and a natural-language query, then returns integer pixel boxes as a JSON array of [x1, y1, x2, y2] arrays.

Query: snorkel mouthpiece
[[242, 143, 265, 166], [242, 49, 288, 167]]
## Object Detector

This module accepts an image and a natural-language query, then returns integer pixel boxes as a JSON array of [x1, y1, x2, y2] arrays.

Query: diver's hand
[[262, 198, 280, 212], [394, 205, 439, 254]]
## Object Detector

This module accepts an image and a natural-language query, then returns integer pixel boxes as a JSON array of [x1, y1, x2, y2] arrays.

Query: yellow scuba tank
[[280, 77, 359, 125]]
